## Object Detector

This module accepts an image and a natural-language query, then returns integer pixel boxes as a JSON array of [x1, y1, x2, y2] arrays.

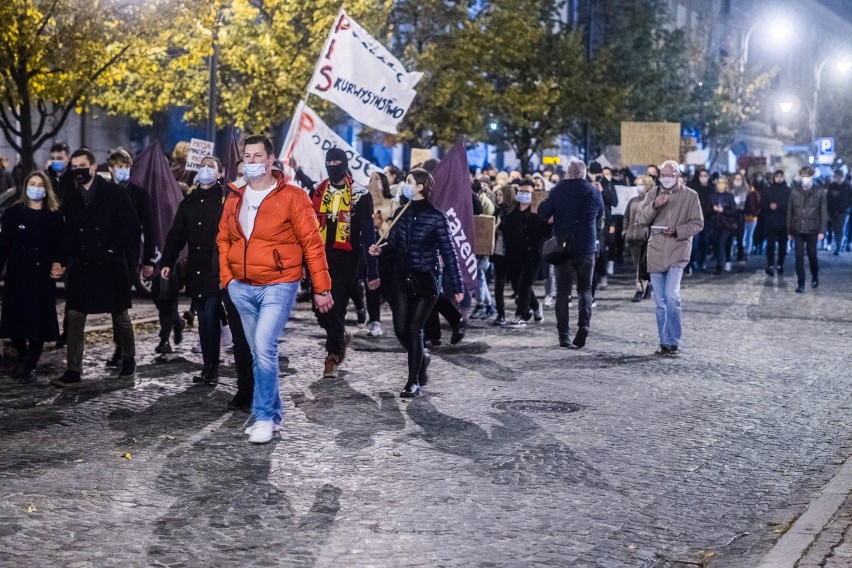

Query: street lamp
[[739, 19, 793, 74], [811, 56, 852, 143]]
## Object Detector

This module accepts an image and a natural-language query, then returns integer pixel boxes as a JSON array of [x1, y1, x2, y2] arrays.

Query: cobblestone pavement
[[1, 251, 852, 567]]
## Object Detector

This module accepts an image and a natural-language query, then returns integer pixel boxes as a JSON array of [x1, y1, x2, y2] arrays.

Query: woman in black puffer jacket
[[369, 168, 464, 398]]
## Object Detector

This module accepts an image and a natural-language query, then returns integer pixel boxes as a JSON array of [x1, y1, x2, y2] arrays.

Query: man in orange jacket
[[217, 135, 333, 444]]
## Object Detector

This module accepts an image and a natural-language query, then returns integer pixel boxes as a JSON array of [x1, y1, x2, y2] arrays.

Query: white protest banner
[[281, 100, 381, 188], [612, 185, 640, 216], [308, 8, 422, 134], [186, 138, 215, 171]]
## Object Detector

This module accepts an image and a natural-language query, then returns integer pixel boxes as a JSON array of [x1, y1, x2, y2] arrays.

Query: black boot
[[193, 364, 210, 384], [118, 358, 136, 379], [106, 348, 123, 367], [155, 340, 173, 354], [173, 319, 185, 345]]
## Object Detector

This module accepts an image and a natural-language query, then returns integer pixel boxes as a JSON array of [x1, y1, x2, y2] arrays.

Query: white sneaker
[[367, 321, 383, 336], [724, 261, 732, 272], [191, 342, 202, 354], [220, 324, 233, 349], [543, 295, 554, 308], [606, 260, 614, 275], [245, 421, 282, 435], [247, 420, 276, 443], [513, 318, 527, 327], [591, 300, 598, 308]]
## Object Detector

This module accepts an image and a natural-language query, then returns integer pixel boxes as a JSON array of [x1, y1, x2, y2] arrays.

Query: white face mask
[[801, 176, 813, 188], [26, 186, 46, 201], [660, 175, 678, 189], [243, 162, 266, 179], [517, 191, 532, 204], [196, 166, 218, 186]]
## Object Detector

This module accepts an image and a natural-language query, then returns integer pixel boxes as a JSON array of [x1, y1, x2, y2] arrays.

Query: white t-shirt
[[239, 182, 276, 240]]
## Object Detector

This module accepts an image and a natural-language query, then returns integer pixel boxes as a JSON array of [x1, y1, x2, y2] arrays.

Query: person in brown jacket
[[622, 175, 654, 302], [787, 166, 828, 293], [217, 135, 333, 444], [636, 160, 704, 356]]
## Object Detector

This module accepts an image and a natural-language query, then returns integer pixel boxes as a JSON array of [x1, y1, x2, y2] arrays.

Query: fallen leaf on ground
[[27, 504, 37, 513]]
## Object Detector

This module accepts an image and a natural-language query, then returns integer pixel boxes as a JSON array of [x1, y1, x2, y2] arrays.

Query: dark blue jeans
[[192, 296, 221, 369]]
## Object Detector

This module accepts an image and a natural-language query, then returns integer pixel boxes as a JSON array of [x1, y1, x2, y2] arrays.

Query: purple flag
[[129, 142, 184, 263], [431, 137, 477, 294], [221, 126, 240, 183]]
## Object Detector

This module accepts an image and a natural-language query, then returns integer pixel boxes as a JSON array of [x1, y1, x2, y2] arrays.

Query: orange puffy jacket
[[217, 171, 331, 293]]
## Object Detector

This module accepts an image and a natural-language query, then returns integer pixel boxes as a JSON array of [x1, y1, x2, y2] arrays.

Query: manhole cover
[[491, 400, 585, 414]]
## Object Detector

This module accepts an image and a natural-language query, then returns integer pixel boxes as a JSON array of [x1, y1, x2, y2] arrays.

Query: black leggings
[[392, 280, 439, 383], [492, 255, 509, 318]]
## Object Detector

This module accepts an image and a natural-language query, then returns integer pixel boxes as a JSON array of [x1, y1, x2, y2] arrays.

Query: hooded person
[[306, 147, 379, 378]]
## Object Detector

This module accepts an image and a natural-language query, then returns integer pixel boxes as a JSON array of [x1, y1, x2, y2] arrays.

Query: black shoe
[[173, 319, 185, 345], [155, 340, 173, 354], [765, 266, 775, 276], [493, 315, 506, 326], [400, 380, 420, 398], [643, 284, 652, 299], [811, 279, 819, 289], [795, 285, 805, 293], [204, 366, 219, 386], [654, 345, 672, 356], [418, 352, 431, 387], [227, 396, 252, 412], [559, 335, 571, 348], [356, 309, 367, 326], [52, 370, 82, 388], [572, 328, 588, 348], [834, 250, 840, 256], [182, 310, 195, 328], [776, 266, 784, 275], [450, 321, 466, 345], [713, 267, 723, 275], [193, 364, 211, 383], [118, 358, 136, 379], [631, 291, 643, 303], [106, 348, 122, 368], [55, 332, 67, 349]]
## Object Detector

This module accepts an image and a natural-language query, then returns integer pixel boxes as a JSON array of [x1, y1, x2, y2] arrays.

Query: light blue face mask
[[26, 186, 46, 201], [243, 163, 266, 179], [401, 183, 415, 200], [114, 167, 131, 183], [517, 191, 532, 204], [196, 166, 218, 186]]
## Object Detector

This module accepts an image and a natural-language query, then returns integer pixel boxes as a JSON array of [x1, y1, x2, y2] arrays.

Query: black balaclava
[[325, 148, 349, 184]]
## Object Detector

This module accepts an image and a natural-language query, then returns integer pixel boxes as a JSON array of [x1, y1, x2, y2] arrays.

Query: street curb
[[757, 455, 852, 567]]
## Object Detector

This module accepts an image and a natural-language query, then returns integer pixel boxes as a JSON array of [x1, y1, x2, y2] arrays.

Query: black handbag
[[543, 233, 575, 264], [405, 270, 439, 299]]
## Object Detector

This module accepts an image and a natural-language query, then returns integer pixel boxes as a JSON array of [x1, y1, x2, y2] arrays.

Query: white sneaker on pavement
[[367, 321, 383, 336], [724, 261, 732, 272], [247, 420, 276, 443], [544, 295, 554, 308], [245, 421, 282, 435]]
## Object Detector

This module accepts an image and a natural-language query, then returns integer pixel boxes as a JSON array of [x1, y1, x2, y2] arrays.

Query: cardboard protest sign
[[186, 138, 215, 172], [620, 122, 680, 167], [474, 215, 495, 255]]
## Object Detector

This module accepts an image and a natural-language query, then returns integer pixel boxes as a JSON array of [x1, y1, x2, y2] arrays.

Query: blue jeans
[[227, 280, 299, 423], [649, 267, 684, 348], [475, 256, 492, 306], [743, 219, 757, 255]]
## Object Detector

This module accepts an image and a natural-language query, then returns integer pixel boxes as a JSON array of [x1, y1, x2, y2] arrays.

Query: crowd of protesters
[[0, 137, 850, 443]]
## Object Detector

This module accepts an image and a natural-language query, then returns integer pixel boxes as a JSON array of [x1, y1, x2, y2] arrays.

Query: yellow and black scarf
[[312, 175, 353, 251]]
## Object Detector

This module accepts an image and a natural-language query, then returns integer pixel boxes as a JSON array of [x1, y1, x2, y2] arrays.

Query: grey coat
[[636, 182, 704, 273]]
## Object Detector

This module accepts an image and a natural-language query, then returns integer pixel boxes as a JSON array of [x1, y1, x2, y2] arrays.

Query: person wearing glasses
[[636, 160, 704, 357]]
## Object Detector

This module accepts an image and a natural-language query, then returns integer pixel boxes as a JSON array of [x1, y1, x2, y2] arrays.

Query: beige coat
[[636, 181, 704, 273]]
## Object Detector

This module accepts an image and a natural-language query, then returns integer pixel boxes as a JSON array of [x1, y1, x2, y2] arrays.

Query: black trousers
[[765, 227, 788, 269], [794, 233, 819, 285], [392, 277, 439, 383], [492, 255, 509, 319], [10, 338, 44, 370], [708, 226, 731, 270], [192, 296, 221, 369], [316, 248, 359, 356], [424, 293, 462, 342], [221, 288, 254, 404], [509, 257, 540, 319], [366, 254, 395, 323], [554, 254, 595, 338]]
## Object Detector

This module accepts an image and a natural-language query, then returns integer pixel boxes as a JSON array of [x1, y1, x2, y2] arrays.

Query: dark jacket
[[536, 178, 604, 256], [708, 191, 738, 231], [385, 199, 464, 295], [598, 177, 619, 225], [501, 205, 547, 266], [162, 182, 223, 299], [761, 182, 791, 232], [0, 204, 63, 340], [123, 181, 157, 267], [47, 168, 75, 206], [744, 189, 761, 218], [58, 176, 140, 314], [826, 181, 852, 216], [787, 185, 828, 236], [688, 180, 715, 218]]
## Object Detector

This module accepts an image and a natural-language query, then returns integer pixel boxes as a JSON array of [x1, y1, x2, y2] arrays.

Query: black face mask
[[72, 167, 93, 185], [325, 148, 349, 184], [326, 162, 348, 184]]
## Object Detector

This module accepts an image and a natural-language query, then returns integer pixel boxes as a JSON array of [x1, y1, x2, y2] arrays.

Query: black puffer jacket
[[787, 184, 828, 236], [761, 182, 791, 231], [386, 199, 464, 295], [161, 182, 223, 299]]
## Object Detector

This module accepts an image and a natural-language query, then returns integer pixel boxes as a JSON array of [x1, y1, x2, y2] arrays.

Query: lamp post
[[739, 20, 792, 74], [206, 10, 222, 143], [812, 56, 852, 144]]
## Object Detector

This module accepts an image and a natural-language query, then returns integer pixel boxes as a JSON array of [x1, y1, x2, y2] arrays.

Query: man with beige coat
[[636, 160, 704, 356]]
